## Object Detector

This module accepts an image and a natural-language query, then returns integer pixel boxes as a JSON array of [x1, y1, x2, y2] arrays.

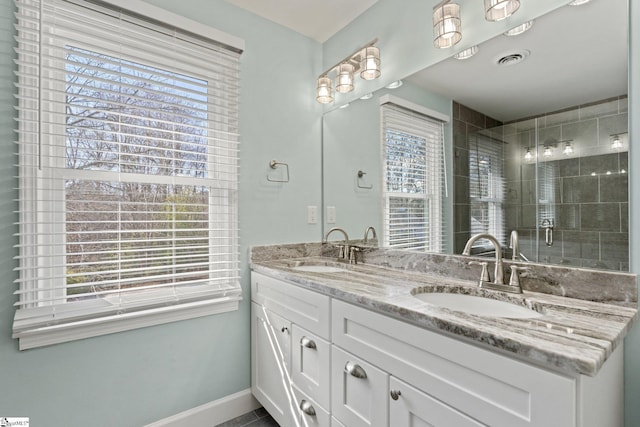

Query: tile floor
[[214, 407, 279, 427]]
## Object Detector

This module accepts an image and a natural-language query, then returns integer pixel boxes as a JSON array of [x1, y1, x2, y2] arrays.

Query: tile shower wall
[[503, 96, 629, 271], [452, 102, 502, 253]]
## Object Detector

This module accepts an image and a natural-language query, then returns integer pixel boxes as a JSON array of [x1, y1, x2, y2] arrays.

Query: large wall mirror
[[322, 0, 629, 271]]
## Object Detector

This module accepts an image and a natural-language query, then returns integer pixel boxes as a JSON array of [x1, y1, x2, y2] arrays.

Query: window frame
[[13, 0, 244, 350], [380, 95, 449, 252]]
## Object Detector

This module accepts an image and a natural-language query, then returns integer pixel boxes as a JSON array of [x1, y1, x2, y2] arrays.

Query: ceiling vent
[[495, 49, 530, 66]]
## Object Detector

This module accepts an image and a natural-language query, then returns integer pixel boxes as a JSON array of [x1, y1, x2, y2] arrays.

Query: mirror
[[322, 0, 629, 271]]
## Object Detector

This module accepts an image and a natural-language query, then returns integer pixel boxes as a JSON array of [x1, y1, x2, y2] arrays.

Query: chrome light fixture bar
[[433, 0, 462, 49], [315, 39, 381, 104], [484, 0, 521, 21]]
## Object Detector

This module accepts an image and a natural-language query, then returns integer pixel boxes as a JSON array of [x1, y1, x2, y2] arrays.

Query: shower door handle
[[541, 219, 554, 247]]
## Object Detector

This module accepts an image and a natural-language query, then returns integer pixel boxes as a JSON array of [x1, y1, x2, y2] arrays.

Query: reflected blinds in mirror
[[469, 134, 505, 245], [381, 103, 447, 252]]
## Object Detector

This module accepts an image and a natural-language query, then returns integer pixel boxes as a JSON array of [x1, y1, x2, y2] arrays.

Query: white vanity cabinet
[[251, 272, 624, 427], [251, 272, 332, 427]]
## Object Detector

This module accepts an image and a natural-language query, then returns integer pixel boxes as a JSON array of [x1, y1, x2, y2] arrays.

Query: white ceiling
[[225, 0, 627, 122], [224, 0, 379, 42], [407, 0, 628, 122]]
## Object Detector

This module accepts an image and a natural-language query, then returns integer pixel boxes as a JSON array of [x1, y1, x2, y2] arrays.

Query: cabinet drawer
[[332, 299, 575, 427], [293, 385, 330, 427], [331, 345, 388, 427], [292, 325, 331, 409], [389, 376, 486, 427], [251, 272, 330, 339]]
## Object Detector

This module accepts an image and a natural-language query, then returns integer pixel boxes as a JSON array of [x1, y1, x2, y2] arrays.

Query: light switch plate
[[326, 206, 336, 224]]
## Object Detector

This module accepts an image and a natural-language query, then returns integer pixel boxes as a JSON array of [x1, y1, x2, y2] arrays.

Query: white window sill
[[13, 295, 242, 350]]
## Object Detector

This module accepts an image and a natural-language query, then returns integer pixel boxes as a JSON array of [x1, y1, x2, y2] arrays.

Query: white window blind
[[469, 133, 505, 245], [13, 0, 242, 349], [381, 102, 448, 252]]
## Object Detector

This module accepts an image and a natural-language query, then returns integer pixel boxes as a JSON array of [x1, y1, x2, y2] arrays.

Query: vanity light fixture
[[524, 147, 533, 161], [454, 45, 479, 60], [504, 20, 534, 36], [484, 0, 520, 22], [316, 77, 333, 104], [335, 63, 355, 93], [611, 134, 623, 150], [360, 92, 374, 100], [360, 46, 381, 80], [543, 145, 553, 157], [315, 39, 381, 104], [433, 0, 462, 49], [562, 140, 574, 155]]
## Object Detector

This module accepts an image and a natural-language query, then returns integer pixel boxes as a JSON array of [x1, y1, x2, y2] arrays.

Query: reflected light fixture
[[454, 45, 479, 60], [562, 141, 574, 155], [484, 0, 520, 22], [385, 80, 403, 89], [504, 20, 534, 36], [315, 39, 381, 104], [611, 134, 623, 150], [543, 145, 553, 157], [524, 147, 533, 161], [433, 0, 462, 49], [568, 0, 592, 5]]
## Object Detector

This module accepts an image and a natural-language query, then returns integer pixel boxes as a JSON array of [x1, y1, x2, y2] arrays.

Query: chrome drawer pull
[[390, 389, 402, 400], [300, 400, 316, 416], [345, 362, 367, 379], [301, 337, 317, 349]]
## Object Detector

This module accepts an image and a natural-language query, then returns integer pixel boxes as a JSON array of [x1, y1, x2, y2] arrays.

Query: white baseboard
[[144, 389, 262, 427]]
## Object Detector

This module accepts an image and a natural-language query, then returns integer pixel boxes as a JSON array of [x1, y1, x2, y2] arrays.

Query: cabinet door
[[331, 345, 388, 427], [251, 302, 293, 427], [292, 325, 331, 409], [389, 377, 487, 427]]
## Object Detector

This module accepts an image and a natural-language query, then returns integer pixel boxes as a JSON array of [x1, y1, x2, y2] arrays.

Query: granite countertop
[[251, 255, 638, 377]]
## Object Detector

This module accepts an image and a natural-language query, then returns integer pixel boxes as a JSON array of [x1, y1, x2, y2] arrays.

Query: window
[[469, 133, 505, 245], [13, 0, 243, 349], [381, 97, 448, 252]]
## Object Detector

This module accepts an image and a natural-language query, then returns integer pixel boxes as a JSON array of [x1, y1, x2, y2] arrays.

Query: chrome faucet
[[323, 227, 350, 261], [462, 233, 504, 285], [363, 226, 377, 245], [463, 233, 525, 294]]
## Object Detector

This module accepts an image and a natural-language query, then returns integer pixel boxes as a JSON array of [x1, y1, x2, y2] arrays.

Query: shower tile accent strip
[[250, 242, 637, 377]]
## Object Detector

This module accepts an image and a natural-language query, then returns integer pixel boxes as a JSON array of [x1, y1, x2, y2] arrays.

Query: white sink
[[292, 265, 345, 273], [414, 292, 543, 319]]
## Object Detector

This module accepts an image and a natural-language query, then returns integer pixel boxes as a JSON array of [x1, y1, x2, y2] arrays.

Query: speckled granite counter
[[251, 243, 638, 377]]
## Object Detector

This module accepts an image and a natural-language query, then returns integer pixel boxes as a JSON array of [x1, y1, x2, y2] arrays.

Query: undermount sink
[[413, 292, 544, 319], [288, 260, 347, 273], [292, 265, 345, 273]]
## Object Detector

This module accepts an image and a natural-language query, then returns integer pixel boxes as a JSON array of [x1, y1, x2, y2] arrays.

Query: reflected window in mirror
[[469, 134, 506, 247], [381, 103, 447, 252]]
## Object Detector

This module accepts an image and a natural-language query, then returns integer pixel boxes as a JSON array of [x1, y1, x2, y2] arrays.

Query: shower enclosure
[[457, 96, 629, 272]]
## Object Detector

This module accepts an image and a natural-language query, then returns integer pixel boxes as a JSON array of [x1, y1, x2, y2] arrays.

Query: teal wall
[[0, 0, 322, 426]]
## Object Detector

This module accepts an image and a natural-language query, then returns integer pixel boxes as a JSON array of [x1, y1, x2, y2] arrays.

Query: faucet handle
[[469, 261, 490, 283], [509, 265, 530, 288]]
